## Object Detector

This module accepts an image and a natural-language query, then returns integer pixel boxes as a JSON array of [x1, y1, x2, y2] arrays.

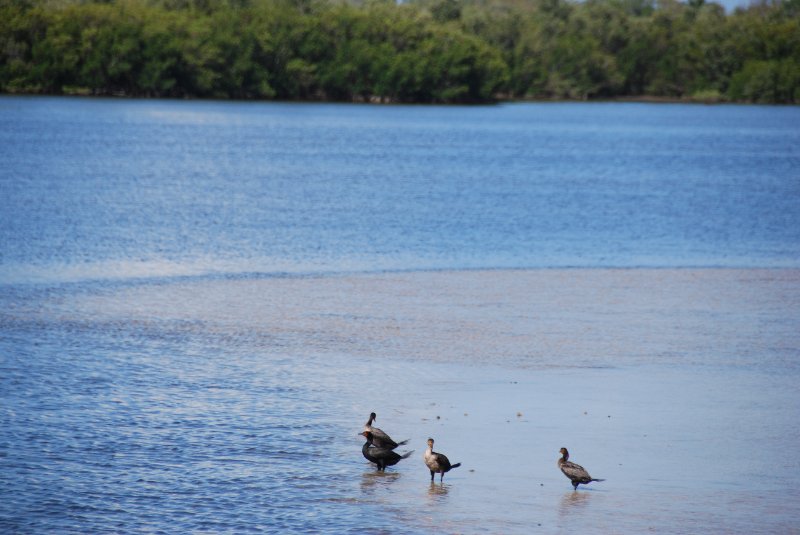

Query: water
[[1, 98, 799, 282], [1, 97, 799, 533]]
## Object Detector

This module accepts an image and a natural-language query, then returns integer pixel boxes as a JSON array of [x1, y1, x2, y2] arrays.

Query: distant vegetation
[[1, 0, 798, 103]]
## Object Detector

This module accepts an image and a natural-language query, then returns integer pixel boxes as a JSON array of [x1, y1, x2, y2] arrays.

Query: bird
[[363, 412, 409, 450], [360, 431, 414, 471], [558, 447, 604, 490], [423, 437, 461, 482]]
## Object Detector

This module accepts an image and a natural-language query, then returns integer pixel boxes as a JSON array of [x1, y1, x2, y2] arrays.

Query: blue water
[[1, 97, 799, 533], [1, 97, 799, 283]]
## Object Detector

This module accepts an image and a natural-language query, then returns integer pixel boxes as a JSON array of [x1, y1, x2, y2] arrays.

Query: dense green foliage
[[1, 0, 798, 102]]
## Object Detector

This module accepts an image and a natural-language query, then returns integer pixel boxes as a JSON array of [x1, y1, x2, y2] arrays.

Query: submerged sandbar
[[60, 267, 800, 370]]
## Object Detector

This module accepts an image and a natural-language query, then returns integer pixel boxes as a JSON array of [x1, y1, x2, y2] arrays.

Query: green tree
[[1, 0, 798, 103]]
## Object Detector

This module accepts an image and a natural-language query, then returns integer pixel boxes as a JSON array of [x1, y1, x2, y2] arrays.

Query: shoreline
[[0, 91, 772, 106]]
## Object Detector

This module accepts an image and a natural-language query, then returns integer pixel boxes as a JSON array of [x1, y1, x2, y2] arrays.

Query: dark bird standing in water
[[423, 437, 461, 482], [558, 447, 604, 490], [363, 412, 409, 450], [360, 431, 414, 471]]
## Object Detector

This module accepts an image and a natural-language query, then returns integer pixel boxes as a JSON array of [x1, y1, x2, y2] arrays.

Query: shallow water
[[1, 98, 799, 533], [2, 269, 799, 533]]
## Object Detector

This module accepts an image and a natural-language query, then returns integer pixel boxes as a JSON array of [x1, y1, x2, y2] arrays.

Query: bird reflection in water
[[359, 470, 400, 495], [559, 489, 591, 519], [427, 481, 451, 503]]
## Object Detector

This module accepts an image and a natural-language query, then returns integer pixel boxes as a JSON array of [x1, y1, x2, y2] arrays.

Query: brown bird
[[423, 437, 461, 482], [558, 447, 604, 490], [363, 412, 408, 450], [360, 431, 414, 471]]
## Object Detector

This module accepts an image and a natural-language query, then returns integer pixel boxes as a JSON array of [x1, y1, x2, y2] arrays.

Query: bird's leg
[[430, 471, 435, 481]]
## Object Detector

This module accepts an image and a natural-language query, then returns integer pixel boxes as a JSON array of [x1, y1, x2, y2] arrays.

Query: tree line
[[1, 0, 798, 103]]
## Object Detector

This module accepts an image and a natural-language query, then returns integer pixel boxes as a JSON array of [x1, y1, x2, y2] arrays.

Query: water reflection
[[559, 490, 592, 519], [427, 481, 451, 502], [359, 470, 401, 495]]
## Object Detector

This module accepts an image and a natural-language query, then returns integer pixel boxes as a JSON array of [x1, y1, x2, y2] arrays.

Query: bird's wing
[[370, 427, 392, 442], [369, 445, 398, 460], [369, 427, 398, 448], [560, 461, 591, 480], [435, 453, 451, 470]]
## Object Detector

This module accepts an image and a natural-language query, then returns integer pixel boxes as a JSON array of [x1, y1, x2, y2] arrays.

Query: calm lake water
[[2, 97, 799, 281], [1, 97, 799, 533]]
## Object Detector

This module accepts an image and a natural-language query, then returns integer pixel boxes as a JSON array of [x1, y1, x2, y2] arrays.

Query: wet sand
[[10, 268, 800, 533]]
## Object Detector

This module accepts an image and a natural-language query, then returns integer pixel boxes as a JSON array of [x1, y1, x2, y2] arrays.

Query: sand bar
[[50, 267, 800, 370]]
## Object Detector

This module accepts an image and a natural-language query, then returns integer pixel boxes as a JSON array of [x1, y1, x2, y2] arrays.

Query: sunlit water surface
[[1, 97, 799, 533]]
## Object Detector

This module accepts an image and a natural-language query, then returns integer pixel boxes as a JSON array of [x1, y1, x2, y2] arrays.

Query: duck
[[558, 447, 604, 490], [360, 431, 414, 471], [363, 412, 409, 450], [423, 437, 461, 482]]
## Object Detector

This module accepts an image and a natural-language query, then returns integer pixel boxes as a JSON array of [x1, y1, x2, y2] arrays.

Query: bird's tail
[[399, 450, 415, 459], [450, 463, 462, 469], [591, 478, 605, 482], [396, 439, 410, 447]]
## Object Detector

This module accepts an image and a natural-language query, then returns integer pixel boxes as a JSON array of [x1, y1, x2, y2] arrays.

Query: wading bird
[[363, 412, 408, 449], [423, 437, 461, 482], [558, 447, 604, 490], [360, 431, 414, 471]]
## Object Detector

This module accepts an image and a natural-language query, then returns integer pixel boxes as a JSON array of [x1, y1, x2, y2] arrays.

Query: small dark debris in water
[[608, 415, 611, 418], [540, 483, 544, 486], [469, 469, 475, 473], [516, 412, 523, 417], [584, 411, 588, 415], [436, 415, 440, 420], [464, 413, 468, 416]]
